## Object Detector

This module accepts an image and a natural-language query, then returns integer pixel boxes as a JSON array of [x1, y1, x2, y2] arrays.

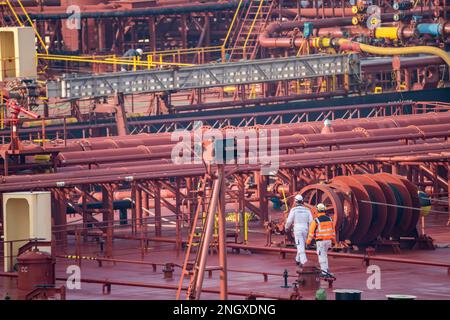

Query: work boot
[[320, 270, 334, 278]]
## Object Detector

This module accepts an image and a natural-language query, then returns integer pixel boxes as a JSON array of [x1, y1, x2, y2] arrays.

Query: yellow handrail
[[14, 0, 48, 55], [281, 188, 289, 213], [222, 0, 244, 49], [37, 53, 195, 68], [145, 45, 224, 57], [243, 0, 265, 55], [6, 0, 48, 55]]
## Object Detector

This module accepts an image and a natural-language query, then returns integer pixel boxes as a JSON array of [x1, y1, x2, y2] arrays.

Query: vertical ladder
[[228, 0, 274, 61]]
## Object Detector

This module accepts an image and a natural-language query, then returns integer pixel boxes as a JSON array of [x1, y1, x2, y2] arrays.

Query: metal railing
[[1, 0, 251, 72], [37, 53, 195, 71], [35, 0, 248, 71], [0, 237, 49, 272]]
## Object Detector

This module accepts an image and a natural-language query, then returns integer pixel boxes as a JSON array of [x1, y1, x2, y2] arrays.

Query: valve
[[393, 13, 407, 22], [4, 99, 40, 152], [355, 0, 367, 12]]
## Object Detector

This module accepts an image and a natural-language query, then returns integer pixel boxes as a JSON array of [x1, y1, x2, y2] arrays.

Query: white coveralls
[[316, 240, 332, 273], [285, 205, 313, 265]]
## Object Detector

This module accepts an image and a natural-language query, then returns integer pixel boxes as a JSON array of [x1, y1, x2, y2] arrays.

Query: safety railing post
[[244, 212, 248, 244]]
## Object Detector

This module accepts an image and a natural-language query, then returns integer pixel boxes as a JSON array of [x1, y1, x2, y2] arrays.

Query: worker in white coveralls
[[285, 194, 313, 267]]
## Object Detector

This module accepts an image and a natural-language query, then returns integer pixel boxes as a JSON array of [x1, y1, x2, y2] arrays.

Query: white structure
[[3, 192, 52, 272], [0, 27, 37, 81]]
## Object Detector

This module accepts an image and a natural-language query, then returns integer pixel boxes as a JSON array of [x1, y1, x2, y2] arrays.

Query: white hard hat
[[317, 203, 326, 212], [295, 194, 304, 202], [136, 48, 144, 55], [324, 119, 331, 127]]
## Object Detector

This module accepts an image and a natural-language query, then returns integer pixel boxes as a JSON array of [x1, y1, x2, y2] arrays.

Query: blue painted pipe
[[417, 23, 442, 36]]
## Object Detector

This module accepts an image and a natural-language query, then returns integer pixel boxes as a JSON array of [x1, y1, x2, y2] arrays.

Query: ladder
[[176, 165, 227, 300], [176, 176, 214, 300], [227, 0, 274, 61]]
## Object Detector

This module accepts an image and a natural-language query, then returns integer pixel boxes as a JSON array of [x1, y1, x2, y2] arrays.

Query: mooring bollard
[[163, 263, 174, 279], [281, 269, 291, 288]]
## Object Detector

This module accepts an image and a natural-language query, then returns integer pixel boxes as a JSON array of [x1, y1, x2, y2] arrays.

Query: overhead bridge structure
[[47, 54, 360, 99]]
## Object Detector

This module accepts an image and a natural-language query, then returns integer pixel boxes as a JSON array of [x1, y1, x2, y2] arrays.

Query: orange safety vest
[[307, 214, 335, 242]]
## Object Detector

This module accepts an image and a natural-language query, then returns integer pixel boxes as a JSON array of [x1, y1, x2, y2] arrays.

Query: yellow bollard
[[244, 212, 248, 244], [281, 188, 289, 213]]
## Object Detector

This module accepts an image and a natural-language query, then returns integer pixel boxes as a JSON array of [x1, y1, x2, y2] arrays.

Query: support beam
[[101, 184, 114, 258], [217, 165, 228, 299], [114, 92, 129, 136], [154, 181, 162, 237]]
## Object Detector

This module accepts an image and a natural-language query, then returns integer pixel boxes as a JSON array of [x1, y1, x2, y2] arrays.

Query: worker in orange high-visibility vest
[[306, 203, 336, 276]]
